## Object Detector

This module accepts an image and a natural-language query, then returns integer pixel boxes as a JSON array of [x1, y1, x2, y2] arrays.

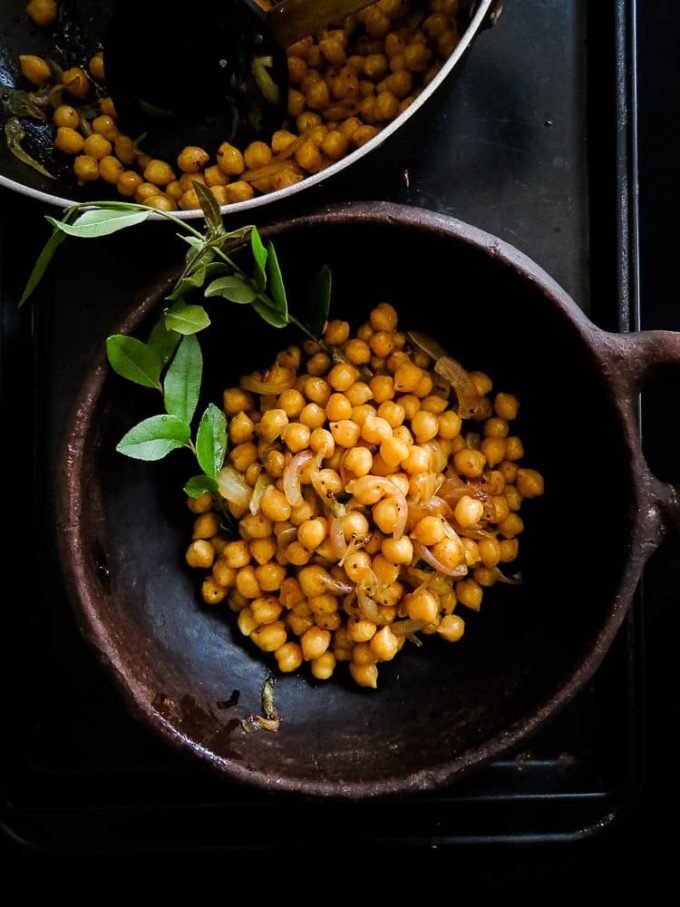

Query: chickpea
[[235, 565, 261, 599], [499, 539, 520, 563], [212, 560, 236, 588], [372, 498, 400, 535], [275, 641, 304, 673], [413, 516, 446, 547], [185, 539, 215, 569], [381, 536, 413, 565], [249, 537, 276, 566], [411, 410, 439, 443], [348, 619, 377, 643], [481, 437, 506, 468], [326, 393, 353, 421], [19, 54, 51, 86], [62, 67, 90, 98], [251, 595, 283, 625], [349, 662, 378, 688], [406, 589, 439, 623], [73, 155, 99, 184], [216, 142, 245, 175], [456, 578, 484, 611], [98, 156, 124, 185], [100, 97, 117, 118], [438, 614, 465, 643], [453, 448, 486, 478], [255, 562, 286, 593], [192, 512, 220, 539], [117, 171, 143, 198], [81, 134, 111, 161], [370, 625, 399, 661], [298, 518, 328, 550], [88, 52, 105, 81], [227, 181, 255, 203], [370, 374, 394, 403], [53, 105, 80, 129], [251, 621, 288, 652], [517, 468, 544, 498], [378, 401, 405, 428], [26, 0, 58, 27], [402, 445, 431, 475], [453, 495, 484, 529], [286, 540, 312, 566], [470, 371, 493, 396], [322, 320, 348, 347], [499, 460, 519, 484], [344, 338, 372, 365], [344, 550, 372, 583], [283, 422, 311, 453], [55, 127, 84, 155], [499, 513, 524, 540], [237, 607, 258, 636], [187, 492, 213, 514], [311, 651, 337, 680], [301, 626, 331, 660], [330, 419, 361, 448]]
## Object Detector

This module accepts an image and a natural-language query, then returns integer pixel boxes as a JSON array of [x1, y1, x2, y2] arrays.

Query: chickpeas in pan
[[185, 304, 544, 687], [22, 1, 466, 208]]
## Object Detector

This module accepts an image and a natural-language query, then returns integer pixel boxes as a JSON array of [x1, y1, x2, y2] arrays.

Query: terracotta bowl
[[57, 202, 680, 797]]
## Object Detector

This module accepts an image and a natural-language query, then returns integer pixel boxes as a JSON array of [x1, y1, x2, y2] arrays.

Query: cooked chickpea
[[344, 338, 372, 365], [311, 651, 337, 679], [19, 54, 51, 86], [249, 537, 277, 566], [326, 393, 353, 421], [186, 539, 215, 569], [349, 662, 378, 688], [406, 589, 439, 623], [251, 621, 288, 652], [370, 625, 399, 661], [411, 410, 439, 442], [481, 437, 506, 468], [192, 512, 220, 539], [517, 468, 544, 498], [402, 445, 431, 475], [432, 537, 464, 570], [62, 67, 90, 98], [82, 136, 112, 165], [453, 447, 486, 478], [73, 155, 99, 183], [413, 516, 446, 546], [456, 578, 484, 611], [344, 550, 372, 583], [275, 641, 303, 673], [438, 614, 465, 643], [453, 495, 484, 528], [53, 105, 80, 129], [26, 0, 58, 27], [98, 155, 124, 185], [372, 498, 400, 535], [301, 626, 331, 660], [55, 126, 84, 155], [381, 536, 413, 565]]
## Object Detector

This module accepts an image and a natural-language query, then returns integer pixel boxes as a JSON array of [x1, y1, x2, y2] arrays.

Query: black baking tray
[[0, 0, 644, 857]]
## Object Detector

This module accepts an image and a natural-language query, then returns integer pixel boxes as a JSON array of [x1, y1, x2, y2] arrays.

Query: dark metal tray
[[1, 0, 643, 855]]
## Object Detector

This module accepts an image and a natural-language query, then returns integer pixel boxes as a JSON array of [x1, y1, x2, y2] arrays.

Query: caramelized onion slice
[[412, 541, 468, 578], [217, 465, 251, 508], [282, 449, 315, 507]]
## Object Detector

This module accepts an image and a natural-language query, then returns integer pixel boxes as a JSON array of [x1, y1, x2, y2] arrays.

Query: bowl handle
[[600, 330, 680, 542]]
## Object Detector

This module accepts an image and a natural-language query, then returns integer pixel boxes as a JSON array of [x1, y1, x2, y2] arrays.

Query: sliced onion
[[492, 567, 522, 585], [356, 584, 389, 625], [407, 495, 452, 529], [282, 449, 315, 507], [240, 372, 295, 395], [319, 574, 354, 595], [391, 618, 426, 637], [329, 513, 348, 560], [217, 465, 252, 509], [408, 331, 484, 419], [412, 541, 468, 578], [424, 440, 449, 473], [345, 476, 407, 539], [249, 472, 271, 515]]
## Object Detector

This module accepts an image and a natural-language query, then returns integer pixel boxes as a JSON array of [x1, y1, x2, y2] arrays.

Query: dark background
[[1, 0, 679, 894]]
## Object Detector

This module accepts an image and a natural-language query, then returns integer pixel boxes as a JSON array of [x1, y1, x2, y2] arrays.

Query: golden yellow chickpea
[[350, 662, 378, 688], [175, 145, 209, 173], [52, 105, 80, 129], [298, 518, 328, 550], [517, 468, 544, 498], [456, 578, 483, 611], [281, 422, 310, 453], [499, 539, 520, 563], [372, 498, 400, 535], [19, 54, 51, 86], [88, 52, 105, 81], [377, 401, 405, 429], [275, 641, 304, 673], [411, 410, 439, 443], [251, 595, 283, 625], [235, 565, 261, 599], [55, 126, 84, 155], [81, 134, 111, 161], [405, 589, 439, 623], [143, 158, 175, 186], [369, 625, 399, 661], [453, 495, 484, 529], [73, 154, 99, 183], [481, 437, 506, 468], [294, 140, 323, 173], [301, 626, 331, 660], [216, 142, 245, 175], [494, 392, 520, 420], [328, 419, 359, 449], [343, 550, 372, 583], [470, 371, 493, 396], [369, 374, 394, 404], [100, 96, 117, 118], [401, 445, 431, 475], [249, 536, 276, 566], [453, 448, 486, 478], [200, 578, 227, 605], [26, 0, 58, 27], [116, 170, 143, 198], [413, 516, 446, 547], [185, 539, 215, 569], [342, 338, 371, 366], [499, 513, 524, 539], [212, 559, 236, 587], [251, 621, 288, 652], [311, 651, 336, 680], [438, 614, 465, 643], [98, 155, 124, 185], [187, 492, 213, 514], [192, 512, 220, 539], [237, 606, 258, 636], [381, 536, 413, 565], [227, 181, 255, 203], [326, 393, 352, 422], [62, 66, 90, 98]]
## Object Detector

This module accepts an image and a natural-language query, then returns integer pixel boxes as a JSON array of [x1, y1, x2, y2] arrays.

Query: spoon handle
[[268, 0, 376, 47]]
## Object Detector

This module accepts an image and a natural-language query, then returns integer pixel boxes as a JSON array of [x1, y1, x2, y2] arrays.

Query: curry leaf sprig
[[21, 185, 333, 499], [19, 181, 332, 347]]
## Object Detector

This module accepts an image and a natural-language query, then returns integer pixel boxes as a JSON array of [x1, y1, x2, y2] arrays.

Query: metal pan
[[57, 202, 680, 798], [0, 0, 497, 217]]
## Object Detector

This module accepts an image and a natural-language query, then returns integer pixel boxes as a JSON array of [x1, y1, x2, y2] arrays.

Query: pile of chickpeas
[[20, 0, 465, 210], [184, 303, 544, 688]]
